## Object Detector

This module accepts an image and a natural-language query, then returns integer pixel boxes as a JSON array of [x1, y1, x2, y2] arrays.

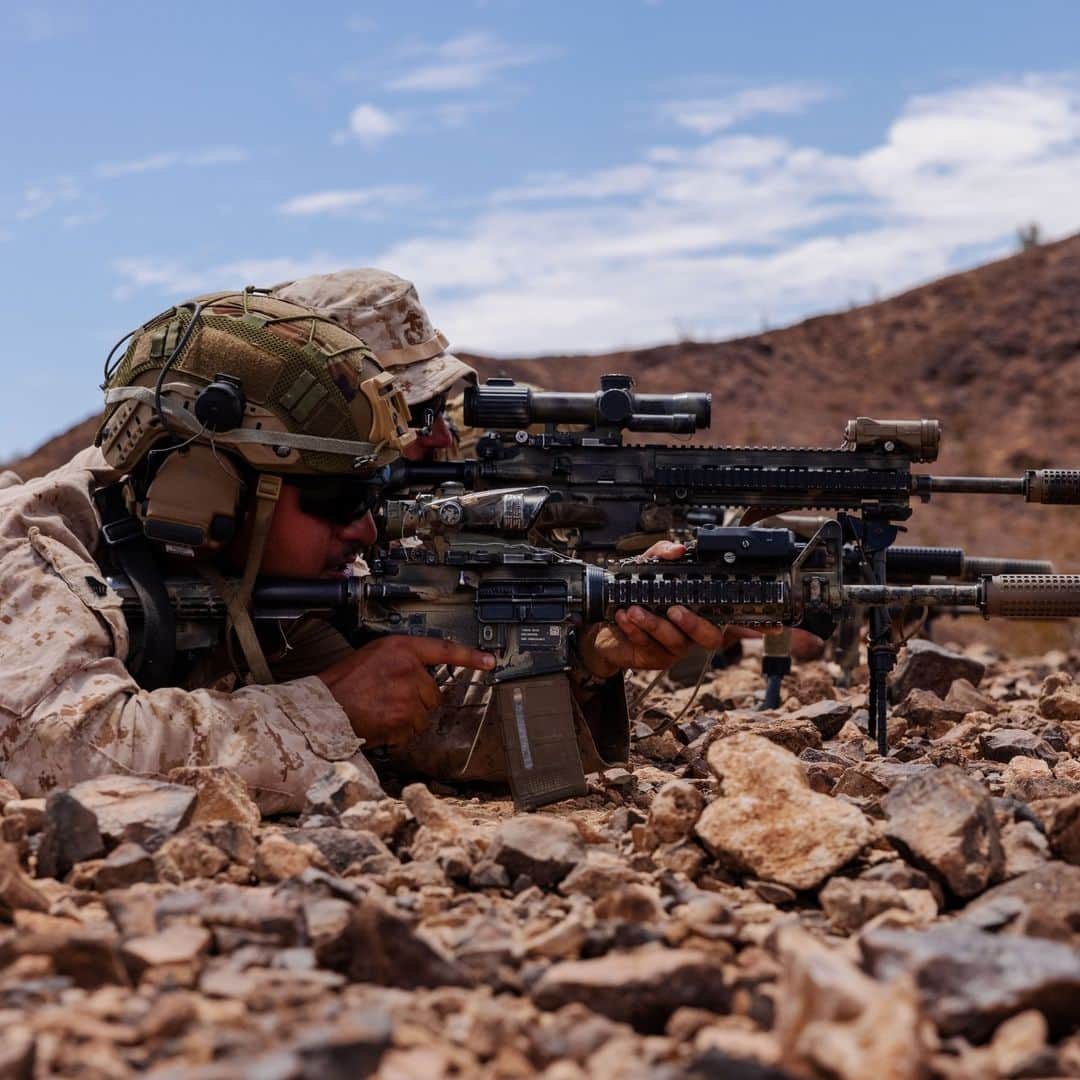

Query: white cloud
[[63, 209, 106, 229], [110, 254, 354, 301], [96, 153, 177, 178], [277, 185, 422, 216], [111, 75, 1080, 356], [334, 103, 400, 143], [7, 6, 86, 42], [187, 146, 250, 167], [661, 83, 832, 136], [95, 146, 249, 178], [388, 30, 549, 92], [15, 177, 80, 221]]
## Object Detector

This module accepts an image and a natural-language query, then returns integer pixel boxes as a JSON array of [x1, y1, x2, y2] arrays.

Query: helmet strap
[[199, 473, 281, 685]]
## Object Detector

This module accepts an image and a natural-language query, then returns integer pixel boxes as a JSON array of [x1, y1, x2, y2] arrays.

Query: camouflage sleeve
[[0, 530, 378, 814]]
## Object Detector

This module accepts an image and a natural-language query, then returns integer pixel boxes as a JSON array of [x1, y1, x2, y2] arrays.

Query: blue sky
[[2, 1, 1080, 457]]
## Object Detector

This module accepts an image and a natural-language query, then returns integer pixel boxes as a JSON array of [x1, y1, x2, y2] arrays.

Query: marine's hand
[[579, 540, 729, 677], [317, 636, 495, 747]]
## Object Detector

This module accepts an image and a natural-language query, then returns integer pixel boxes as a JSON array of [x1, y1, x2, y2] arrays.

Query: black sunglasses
[[285, 476, 382, 525]]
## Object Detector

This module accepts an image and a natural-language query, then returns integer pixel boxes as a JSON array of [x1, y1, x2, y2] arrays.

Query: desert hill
[[8, 235, 1079, 647]]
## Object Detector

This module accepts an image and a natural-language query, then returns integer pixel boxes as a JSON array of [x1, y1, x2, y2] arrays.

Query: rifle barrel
[[847, 575, 1080, 619], [923, 476, 1026, 495], [923, 469, 1080, 504]]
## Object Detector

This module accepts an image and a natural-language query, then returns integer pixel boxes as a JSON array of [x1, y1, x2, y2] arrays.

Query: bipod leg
[[760, 674, 784, 711], [867, 636, 896, 757], [757, 628, 791, 712], [866, 660, 878, 740]]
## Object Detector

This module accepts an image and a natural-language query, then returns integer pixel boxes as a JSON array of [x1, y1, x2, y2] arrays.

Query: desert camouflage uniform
[[0, 447, 379, 814]]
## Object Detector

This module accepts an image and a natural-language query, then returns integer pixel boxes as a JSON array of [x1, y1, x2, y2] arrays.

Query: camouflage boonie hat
[[98, 289, 415, 476], [272, 269, 476, 407]]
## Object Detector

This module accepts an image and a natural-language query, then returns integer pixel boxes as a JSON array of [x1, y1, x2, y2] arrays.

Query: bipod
[[840, 513, 902, 757], [756, 627, 792, 711]]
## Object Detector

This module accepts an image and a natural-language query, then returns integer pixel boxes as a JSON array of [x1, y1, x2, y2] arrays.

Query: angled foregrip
[[983, 575, 1080, 618], [1026, 470, 1080, 504]]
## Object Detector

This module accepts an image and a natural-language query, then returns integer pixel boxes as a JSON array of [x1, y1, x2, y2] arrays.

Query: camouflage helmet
[[98, 288, 415, 476], [272, 269, 476, 408]]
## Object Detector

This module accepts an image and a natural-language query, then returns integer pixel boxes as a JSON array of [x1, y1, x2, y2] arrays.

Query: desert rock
[[882, 765, 1004, 899], [696, 733, 872, 889]]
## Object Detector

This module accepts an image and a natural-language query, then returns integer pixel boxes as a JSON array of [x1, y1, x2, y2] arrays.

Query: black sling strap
[[93, 483, 176, 690]]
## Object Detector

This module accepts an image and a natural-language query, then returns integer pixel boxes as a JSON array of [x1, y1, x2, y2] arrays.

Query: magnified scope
[[464, 373, 712, 434]]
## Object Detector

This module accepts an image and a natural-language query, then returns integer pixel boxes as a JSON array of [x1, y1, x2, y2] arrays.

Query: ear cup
[[194, 374, 246, 432]]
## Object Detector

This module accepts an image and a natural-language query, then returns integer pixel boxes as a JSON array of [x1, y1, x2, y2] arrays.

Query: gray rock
[[833, 761, 933, 800], [533, 944, 728, 1032], [79, 842, 156, 891], [283, 827, 396, 875], [978, 728, 1058, 764], [860, 925, 1080, 1041], [304, 762, 384, 816], [468, 860, 510, 890], [489, 816, 586, 889], [882, 765, 1003, 899], [888, 640, 986, 703], [960, 863, 1080, 944], [317, 897, 469, 989], [892, 688, 968, 737], [819, 876, 934, 932], [1000, 819, 1051, 879], [36, 790, 104, 879], [290, 1014, 395, 1079], [787, 699, 852, 740], [1041, 794, 1080, 865], [67, 776, 195, 850], [944, 678, 1000, 716]]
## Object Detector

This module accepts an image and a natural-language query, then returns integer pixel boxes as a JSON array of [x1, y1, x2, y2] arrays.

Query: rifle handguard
[[982, 574, 1080, 618]]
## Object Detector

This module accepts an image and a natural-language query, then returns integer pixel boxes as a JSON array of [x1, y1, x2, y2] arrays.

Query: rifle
[[753, 511, 1056, 705], [374, 375, 1079, 751], [111, 517, 1080, 808]]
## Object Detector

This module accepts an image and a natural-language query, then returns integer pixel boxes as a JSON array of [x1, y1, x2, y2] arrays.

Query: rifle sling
[[197, 565, 275, 686]]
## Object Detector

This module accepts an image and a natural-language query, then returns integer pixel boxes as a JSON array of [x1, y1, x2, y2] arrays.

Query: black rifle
[[374, 375, 1079, 750], [113, 521, 1080, 805], [756, 522, 1056, 707]]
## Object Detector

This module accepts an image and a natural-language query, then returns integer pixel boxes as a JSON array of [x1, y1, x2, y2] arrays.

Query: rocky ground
[[0, 641, 1078, 1077]]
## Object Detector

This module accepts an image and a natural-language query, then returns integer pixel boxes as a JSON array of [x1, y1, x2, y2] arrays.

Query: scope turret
[[464, 374, 711, 434]]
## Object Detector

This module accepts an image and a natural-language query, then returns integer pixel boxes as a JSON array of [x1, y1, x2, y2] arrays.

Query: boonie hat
[[273, 269, 476, 406]]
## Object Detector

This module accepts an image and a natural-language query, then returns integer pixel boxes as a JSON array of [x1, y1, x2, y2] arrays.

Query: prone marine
[[0, 286, 727, 810]]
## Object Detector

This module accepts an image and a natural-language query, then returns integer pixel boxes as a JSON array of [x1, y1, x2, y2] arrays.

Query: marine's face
[[230, 484, 377, 578]]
